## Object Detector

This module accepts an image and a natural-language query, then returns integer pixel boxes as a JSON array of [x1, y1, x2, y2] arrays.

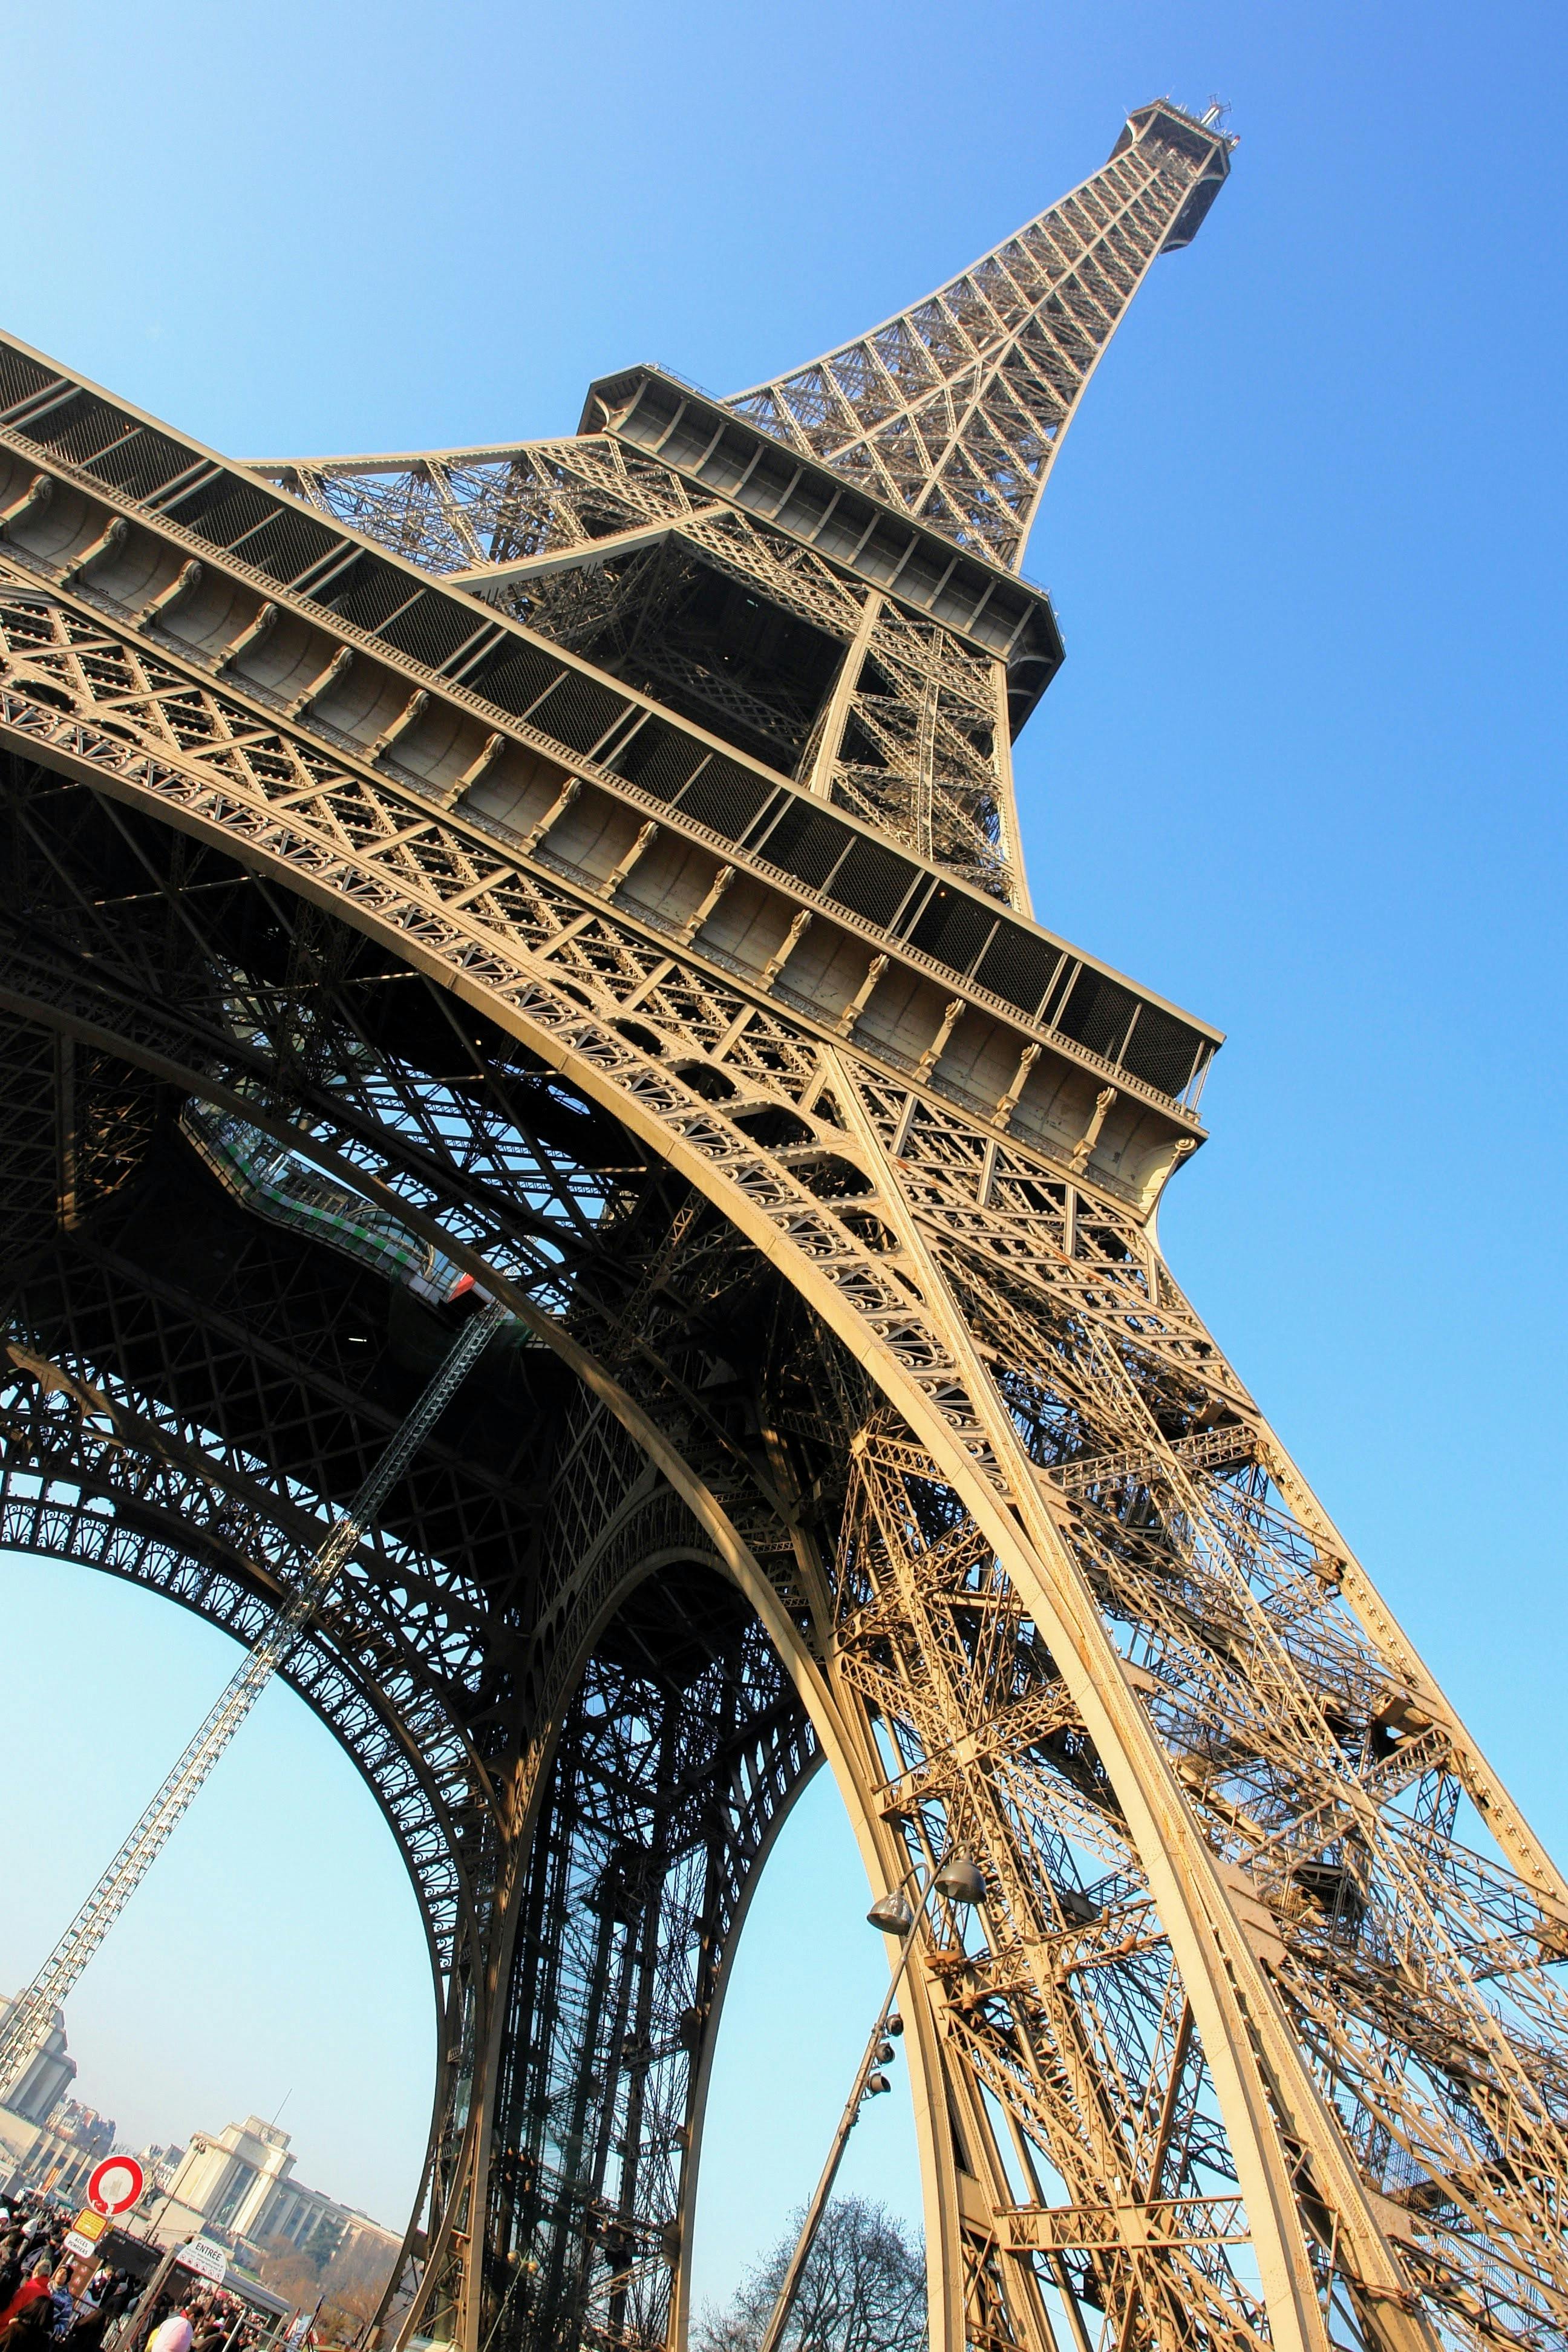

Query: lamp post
[[754, 1854, 985, 2352]]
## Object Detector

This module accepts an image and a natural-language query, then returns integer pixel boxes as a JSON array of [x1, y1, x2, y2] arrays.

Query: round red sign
[[87, 2156, 145, 2217]]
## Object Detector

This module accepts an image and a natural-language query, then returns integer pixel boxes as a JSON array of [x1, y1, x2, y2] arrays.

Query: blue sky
[[1, 0, 1564, 2317]]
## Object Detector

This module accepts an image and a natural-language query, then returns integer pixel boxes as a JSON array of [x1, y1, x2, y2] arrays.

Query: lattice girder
[[0, 104, 1560, 2352], [727, 103, 1232, 569], [0, 1377, 482, 1968], [260, 436, 1030, 901], [2, 584, 1561, 2352], [0, 928, 829, 2352]]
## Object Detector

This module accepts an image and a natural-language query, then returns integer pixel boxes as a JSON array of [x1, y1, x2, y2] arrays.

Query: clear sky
[[1, 0, 1564, 2320]]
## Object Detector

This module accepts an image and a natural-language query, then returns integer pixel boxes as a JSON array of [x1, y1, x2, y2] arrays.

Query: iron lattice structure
[[0, 95, 1561, 2352]]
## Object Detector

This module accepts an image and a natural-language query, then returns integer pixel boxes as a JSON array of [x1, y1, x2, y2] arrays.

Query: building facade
[[0, 1993, 88, 2197], [0, 1994, 75, 2131], [1, 1994, 395, 2282], [154, 2117, 401, 2276]]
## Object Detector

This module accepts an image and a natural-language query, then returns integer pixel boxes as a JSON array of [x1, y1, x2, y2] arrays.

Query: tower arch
[[0, 94, 1561, 2352]]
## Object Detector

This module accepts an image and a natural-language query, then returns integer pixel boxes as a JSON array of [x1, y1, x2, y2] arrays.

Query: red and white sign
[[86, 2156, 145, 2216]]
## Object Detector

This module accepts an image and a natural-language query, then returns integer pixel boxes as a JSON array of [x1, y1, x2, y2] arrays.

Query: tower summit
[[0, 97, 1560, 2352], [728, 100, 1232, 566], [255, 102, 1232, 913]]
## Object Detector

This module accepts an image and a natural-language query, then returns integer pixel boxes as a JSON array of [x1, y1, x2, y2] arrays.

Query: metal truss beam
[[727, 102, 1232, 570], [0, 97, 1560, 2352]]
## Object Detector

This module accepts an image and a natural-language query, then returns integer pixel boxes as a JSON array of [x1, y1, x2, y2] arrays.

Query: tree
[[311, 2232, 398, 2346], [251, 2229, 397, 2345], [251, 2236, 328, 2308], [694, 2197, 926, 2352]]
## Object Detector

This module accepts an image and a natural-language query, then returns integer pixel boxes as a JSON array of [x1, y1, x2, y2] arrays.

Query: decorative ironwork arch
[[0, 99, 1562, 2350]]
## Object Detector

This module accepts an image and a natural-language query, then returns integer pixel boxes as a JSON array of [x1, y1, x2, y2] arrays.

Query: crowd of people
[[0, 2192, 282, 2352]]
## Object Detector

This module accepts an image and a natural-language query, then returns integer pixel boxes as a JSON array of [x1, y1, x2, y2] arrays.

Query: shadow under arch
[[1, 733, 1421, 2352], [0, 755, 947, 2352], [469, 1544, 822, 2352], [0, 1292, 904, 2352], [0, 1281, 862, 2352]]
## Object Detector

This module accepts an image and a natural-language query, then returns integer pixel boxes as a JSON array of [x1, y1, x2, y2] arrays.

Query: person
[[97, 2275, 134, 2333], [0, 2292, 56, 2352], [62, 2296, 105, 2352], [0, 2264, 53, 2333], [145, 2310, 192, 2352], [44, 2269, 74, 2344], [0, 2267, 57, 2352]]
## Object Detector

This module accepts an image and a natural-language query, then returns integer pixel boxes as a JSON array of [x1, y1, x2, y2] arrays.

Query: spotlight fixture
[[934, 1854, 987, 1906]]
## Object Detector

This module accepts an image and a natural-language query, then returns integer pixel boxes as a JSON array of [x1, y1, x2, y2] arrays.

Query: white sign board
[[181, 2239, 229, 2284], [62, 2232, 98, 2260]]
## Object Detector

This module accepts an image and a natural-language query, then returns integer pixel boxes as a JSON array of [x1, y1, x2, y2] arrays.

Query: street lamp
[[756, 1855, 985, 2352]]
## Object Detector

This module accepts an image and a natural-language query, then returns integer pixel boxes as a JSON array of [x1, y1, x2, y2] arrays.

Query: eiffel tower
[[0, 94, 1561, 2352]]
